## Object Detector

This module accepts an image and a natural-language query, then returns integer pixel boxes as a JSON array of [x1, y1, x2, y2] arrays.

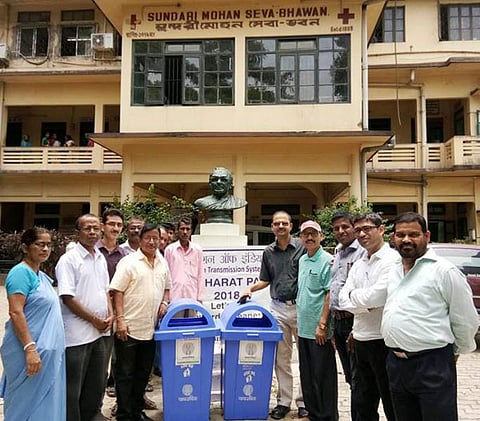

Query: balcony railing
[[1, 136, 479, 173], [367, 136, 480, 171], [0, 146, 122, 171]]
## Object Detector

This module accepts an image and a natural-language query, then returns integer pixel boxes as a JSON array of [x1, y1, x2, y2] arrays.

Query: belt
[[273, 298, 296, 306], [331, 310, 353, 320], [390, 348, 433, 359]]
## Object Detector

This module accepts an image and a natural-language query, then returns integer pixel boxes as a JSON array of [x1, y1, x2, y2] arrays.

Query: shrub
[[109, 184, 195, 241], [307, 196, 373, 249], [0, 229, 76, 280]]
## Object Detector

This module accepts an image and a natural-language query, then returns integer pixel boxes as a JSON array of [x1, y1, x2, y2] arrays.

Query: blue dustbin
[[154, 298, 220, 421], [219, 300, 283, 420]]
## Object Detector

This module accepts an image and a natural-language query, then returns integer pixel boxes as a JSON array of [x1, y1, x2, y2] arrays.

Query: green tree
[[309, 196, 373, 249], [109, 184, 195, 230]]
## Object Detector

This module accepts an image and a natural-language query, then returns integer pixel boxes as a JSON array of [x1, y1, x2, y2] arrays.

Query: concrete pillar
[[233, 155, 246, 234]]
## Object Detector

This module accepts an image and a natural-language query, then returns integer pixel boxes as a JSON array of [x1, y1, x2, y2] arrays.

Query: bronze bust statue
[[194, 167, 247, 223]]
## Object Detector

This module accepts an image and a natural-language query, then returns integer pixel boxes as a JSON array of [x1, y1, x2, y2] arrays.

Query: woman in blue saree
[[0, 227, 66, 420]]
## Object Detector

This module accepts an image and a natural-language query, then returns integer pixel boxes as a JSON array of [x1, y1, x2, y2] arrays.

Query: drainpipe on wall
[[361, 0, 388, 129], [360, 135, 396, 205], [0, 81, 5, 147], [362, 3, 369, 130]]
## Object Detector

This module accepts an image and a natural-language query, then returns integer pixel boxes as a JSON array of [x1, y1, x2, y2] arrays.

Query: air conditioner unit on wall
[[91, 33, 114, 51]]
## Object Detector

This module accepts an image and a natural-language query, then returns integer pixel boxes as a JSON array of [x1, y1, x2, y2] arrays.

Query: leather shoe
[[298, 407, 309, 418], [140, 412, 154, 421], [270, 405, 290, 419], [143, 395, 158, 410]]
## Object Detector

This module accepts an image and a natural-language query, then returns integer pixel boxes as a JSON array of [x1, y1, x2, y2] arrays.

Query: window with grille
[[132, 39, 234, 106], [372, 6, 405, 43], [16, 11, 50, 57], [246, 35, 350, 105], [440, 4, 480, 40], [60, 9, 95, 56]]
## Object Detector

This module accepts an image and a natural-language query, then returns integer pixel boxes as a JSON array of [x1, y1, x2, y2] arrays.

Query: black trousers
[[334, 317, 360, 421], [354, 339, 395, 421], [386, 344, 457, 421], [298, 337, 338, 421], [114, 336, 155, 421]]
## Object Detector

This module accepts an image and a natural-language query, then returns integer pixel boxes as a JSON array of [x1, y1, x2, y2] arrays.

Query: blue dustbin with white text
[[219, 300, 283, 420], [155, 298, 220, 421]]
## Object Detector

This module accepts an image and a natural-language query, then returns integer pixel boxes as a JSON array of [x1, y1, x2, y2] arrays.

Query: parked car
[[429, 243, 480, 332]]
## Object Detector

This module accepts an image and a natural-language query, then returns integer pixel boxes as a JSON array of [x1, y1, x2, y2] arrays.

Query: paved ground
[[0, 285, 478, 420]]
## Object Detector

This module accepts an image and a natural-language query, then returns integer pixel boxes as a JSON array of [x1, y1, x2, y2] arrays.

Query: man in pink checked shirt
[[164, 217, 204, 313]]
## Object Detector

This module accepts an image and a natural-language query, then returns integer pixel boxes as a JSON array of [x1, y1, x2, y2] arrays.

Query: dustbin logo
[[243, 384, 254, 397], [176, 338, 201, 365], [245, 342, 257, 356], [182, 341, 195, 355], [238, 340, 263, 365], [243, 369, 255, 383], [182, 384, 193, 396]]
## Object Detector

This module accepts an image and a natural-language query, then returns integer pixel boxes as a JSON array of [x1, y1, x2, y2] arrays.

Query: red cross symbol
[[130, 14, 141, 30], [338, 8, 355, 24]]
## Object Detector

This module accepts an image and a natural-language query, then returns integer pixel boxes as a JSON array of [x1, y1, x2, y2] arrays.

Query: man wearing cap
[[339, 212, 399, 421], [240, 211, 307, 419], [297, 220, 337, 420]]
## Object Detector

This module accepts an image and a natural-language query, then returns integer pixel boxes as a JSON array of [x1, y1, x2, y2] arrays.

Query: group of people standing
[[241, 210, 478, 421], [0, 207, 478, 421], [0, 209, 204, 421]]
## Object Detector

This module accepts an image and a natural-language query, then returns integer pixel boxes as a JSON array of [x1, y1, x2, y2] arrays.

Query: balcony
[[0, 146, 122, 172], [367, 136, 480, 172]]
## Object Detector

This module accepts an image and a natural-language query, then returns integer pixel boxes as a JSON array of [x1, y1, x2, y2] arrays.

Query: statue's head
[[209, 167, 233, 198]]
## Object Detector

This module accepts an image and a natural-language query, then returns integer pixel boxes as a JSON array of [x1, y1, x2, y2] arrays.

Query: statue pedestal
[[192, 223, 247, 247]]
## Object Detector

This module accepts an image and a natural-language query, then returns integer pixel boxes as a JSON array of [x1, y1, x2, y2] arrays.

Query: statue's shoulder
[[194, 195, 216, 207], [233, 196, 248, 208]]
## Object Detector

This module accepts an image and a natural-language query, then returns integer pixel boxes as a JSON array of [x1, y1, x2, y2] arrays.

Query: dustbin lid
[[219, 301, 282, 340], [154, 298, 220, 340]]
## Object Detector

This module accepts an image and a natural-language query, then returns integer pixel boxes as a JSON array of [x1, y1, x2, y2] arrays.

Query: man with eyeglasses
[[339, 212, 399, 421], [240, 211, 308, 419], [95, 209, 129, 412], [382, 212, 478, 421], [110, 224, 171, 421], [297, 220, 337, 420], [56, 213, 113, 421], [115, 215, 159, 414]]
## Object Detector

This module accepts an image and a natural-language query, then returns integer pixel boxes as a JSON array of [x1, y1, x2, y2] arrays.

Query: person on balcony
[[64, 135, 75, 147], [20, 134, 32, 147], [41, 131, 50, 147], [51, 133, 61, 147]]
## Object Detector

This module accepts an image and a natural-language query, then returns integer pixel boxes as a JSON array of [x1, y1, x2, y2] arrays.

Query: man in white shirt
[[339, 213, 399, 421], [382, 211, 478, 421], [119, 216, 144, 254], [56, 213, 113, 421]]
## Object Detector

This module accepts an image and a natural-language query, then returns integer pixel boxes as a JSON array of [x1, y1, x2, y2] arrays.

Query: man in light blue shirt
[[297, 220, 337, 421], [382, 211, 479, 421], [329, 211, 365, 421]]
